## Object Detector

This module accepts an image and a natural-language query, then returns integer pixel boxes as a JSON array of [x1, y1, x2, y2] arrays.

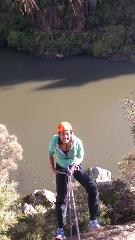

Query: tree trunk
[[68, 0, 85, 32]]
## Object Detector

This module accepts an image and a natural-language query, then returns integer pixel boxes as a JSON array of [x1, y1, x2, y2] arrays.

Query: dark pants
[[56, 164, 100, 229]]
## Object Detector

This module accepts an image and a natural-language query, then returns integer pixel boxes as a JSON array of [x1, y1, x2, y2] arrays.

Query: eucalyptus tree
[[0, 0, 100, 32]]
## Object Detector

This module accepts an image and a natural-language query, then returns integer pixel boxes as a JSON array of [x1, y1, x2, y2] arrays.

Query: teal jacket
[[48, 134, 84, 168]]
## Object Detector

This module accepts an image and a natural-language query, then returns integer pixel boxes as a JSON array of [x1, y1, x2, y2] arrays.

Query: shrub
[[7, 30, 25, 49], [92, 24, 126, 57], [7, 30, 35, 52], [0, 124, 22, 183], [118, 152, 135, 189], [38, 0, 53, 8], [0, 182, 20, 233], [0, 21, 9, 45], [0, 124, 23, 238], [0, 124, 23, 183], [91, 0, 135, 27], [104, 25, 126, 48], [9, 15, 28, 32], [91, 39, 107, 57]]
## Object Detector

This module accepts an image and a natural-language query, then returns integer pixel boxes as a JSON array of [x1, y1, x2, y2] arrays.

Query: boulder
[[88, 167, 111, 183], [23, 203, 37, 216], [23, 189, 56, 209]]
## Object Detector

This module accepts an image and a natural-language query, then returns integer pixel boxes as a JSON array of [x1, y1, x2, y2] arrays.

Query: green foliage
[[0, 235, 11, 240], [104, 24, 126, 48], [92, 0, 135, 27], [92, 24, 126, 57], [0, 181, 20, 234], [10, 15, 28, 32], [91, 39, 105, 57], [99, 202, 111, 225], [33, 31, 57, 56], [118, 151, 135, 189], [11, 214, 46, 240], [10, 207, 57, 240], [38, 0, 53, 8], [0, 124, 23, 238], [98, 179, 135, 224], [7, 30, 35, 52], [1, 0, 135, 59], [0, 124, 23, 183], [7, 30, 96, 57], [0, 21, 9, 45], [90, 1, 117, 27], [0, 11, 29, 46]]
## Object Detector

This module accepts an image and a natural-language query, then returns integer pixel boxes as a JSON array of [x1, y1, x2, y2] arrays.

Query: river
[[0, 47, 135, 195]]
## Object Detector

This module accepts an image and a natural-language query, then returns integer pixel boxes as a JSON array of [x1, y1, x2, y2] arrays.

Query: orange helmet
[[57, 121, 73, 133]]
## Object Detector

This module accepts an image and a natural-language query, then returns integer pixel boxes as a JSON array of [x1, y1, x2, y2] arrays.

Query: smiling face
[[59, 130, 72, 143]]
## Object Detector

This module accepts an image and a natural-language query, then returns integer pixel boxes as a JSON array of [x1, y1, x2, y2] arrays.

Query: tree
[[0, 0, 100, 32]]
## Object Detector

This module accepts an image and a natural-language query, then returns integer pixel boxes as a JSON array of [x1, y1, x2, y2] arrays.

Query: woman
[[48, 121, 100, 239]]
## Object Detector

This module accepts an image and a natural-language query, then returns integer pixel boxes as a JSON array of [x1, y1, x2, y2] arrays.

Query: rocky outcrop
[[20, 167, 134, 240], [88, 167, 111, 183], [23, 189, 56, 214]]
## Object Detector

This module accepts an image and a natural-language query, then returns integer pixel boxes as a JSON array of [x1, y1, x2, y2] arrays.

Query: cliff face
[[17, 166, 134, 240]]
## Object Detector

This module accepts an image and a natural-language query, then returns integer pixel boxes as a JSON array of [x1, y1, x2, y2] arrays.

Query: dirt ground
[[68, 223, 135, 240]]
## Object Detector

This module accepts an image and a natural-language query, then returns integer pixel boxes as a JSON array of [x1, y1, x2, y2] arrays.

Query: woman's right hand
[[52, 167, 56, 175]]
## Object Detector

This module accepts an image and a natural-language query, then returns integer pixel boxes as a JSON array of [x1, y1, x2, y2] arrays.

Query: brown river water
[[0, 47, 135, 195]]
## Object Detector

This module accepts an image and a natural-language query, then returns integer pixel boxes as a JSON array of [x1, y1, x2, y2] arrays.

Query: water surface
[[0, 47, 135, 194]]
